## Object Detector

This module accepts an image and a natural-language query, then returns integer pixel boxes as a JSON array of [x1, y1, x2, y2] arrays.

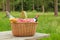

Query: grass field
[[0, 11, 60, 40]]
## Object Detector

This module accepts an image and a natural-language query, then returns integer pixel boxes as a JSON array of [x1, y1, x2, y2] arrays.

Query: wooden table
[[0, 31, 50, 40]]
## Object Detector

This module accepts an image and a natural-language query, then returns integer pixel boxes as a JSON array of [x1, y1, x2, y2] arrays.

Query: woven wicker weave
[[11, 22, 38, 37]]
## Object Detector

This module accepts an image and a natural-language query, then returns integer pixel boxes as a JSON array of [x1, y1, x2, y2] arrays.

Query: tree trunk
[[12, 0, 15, 11], [32, 0, 34, 11], [6, 0, 10, 17], [42, 5, 44, 13], [2, 0, 5, 12], [54, 0, 58, 16], [6, 0, 10, 12], [36, 0, 39, 11], [41, 0, 45, 13], [21, 0, 23, 11]]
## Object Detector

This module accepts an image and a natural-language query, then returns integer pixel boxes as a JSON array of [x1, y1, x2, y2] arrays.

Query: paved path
[[0, 31, 50, 40]]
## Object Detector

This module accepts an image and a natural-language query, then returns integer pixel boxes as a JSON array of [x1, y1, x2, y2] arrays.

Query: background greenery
[[0, 0, 60, 11]]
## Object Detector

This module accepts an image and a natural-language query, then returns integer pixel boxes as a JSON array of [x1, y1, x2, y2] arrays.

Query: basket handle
[[20, 11, 27, 19]]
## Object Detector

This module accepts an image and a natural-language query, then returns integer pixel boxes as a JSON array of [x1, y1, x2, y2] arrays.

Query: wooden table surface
[[0, 31, 50, 40]]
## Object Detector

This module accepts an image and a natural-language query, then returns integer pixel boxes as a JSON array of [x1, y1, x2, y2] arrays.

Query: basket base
[[13, 34, 35, 37]]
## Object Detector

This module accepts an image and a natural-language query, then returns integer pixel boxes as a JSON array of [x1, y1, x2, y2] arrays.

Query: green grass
[[0, 11, 60, 40]]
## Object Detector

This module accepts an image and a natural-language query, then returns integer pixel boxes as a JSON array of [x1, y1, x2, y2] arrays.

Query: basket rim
[[11, 22, 38, 24]]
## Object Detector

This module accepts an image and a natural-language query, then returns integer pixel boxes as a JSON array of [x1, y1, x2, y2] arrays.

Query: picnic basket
[[11, 11, 38, 37], [11, 22, 38, 37]]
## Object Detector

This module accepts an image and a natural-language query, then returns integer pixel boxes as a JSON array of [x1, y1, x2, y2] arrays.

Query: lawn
[[0, 11, 60, 40]]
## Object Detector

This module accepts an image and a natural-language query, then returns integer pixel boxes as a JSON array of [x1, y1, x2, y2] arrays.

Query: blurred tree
[[54, 0, 58, 16], [12, 0, 15, 11], [0, 0, 3, 11], [6, 0, 10, 12], [21, 0, 24, 11], [41, 0, 44, 13], [2, 0, 6, 11], [32, 0, 34, 11], [36, 0, 39, 11], [5, 0, 10, 17]]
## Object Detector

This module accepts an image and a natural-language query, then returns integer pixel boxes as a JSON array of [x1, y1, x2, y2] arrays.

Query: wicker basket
[[11, 22, 38, 37]]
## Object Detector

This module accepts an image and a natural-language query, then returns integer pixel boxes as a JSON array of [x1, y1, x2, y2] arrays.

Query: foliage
[[0, 0, 60, 11]]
